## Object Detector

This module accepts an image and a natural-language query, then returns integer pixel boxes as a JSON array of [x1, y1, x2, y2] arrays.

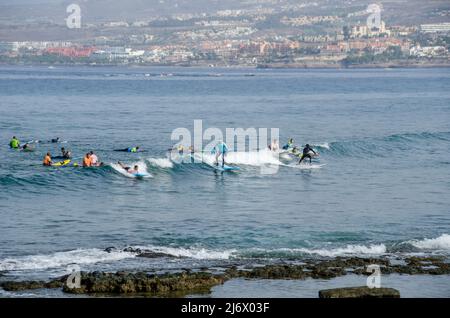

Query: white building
[[351, 21, 390, 38], [93, 47, 144, 60], [2, 41, 72, 51], [410, 45, 447, 57], [420, 23, 450, 33]]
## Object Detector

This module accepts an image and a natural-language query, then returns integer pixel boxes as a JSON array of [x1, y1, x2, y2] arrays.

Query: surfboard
[[132, 172, 152, 178], [213, 164, 240, 172], [53, 159, 71, 167], [110, 163, 152, 179], [52, 156, 71, 160], [279, 162, 325, 169]]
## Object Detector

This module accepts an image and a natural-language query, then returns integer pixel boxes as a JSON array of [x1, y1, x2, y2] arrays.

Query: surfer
[[61, 147, 72, 159], [43, 152, 52, 166], [298, 144, 318, 164], [51, 137, 60, 143], [211, 141, 228, 167], [268, 139, 279, 151], [115, 146, 140, 153], [9, 136, 20, 149], [282, 138, 294, 150], [291, 146, 301, 157], [118, 161, 139, 174], [89, 151, 102, 167], [21, 143, 34, 152], [82, 153, 92, 167]]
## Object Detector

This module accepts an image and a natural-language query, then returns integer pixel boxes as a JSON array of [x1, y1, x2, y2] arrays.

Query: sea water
[[0, 66, 449, 296]]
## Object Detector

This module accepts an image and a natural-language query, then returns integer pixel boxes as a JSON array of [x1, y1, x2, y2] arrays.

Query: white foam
[[129, 244, 386, 259], [314, 142, 330, 149], [263, 244, 387, 257], [147, 157, 174, 168], [195, 149, 324, 170], [305, 244, 387, 257], [200, 149, 283, 167], [409, 234, 450, 251], [0, 248, 136, 271], [132, 245, 236, 260]]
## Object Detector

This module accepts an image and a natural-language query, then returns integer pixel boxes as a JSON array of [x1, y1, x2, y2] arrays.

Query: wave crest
[[0, 248, 135, 271], [409, 234, 450, 250]]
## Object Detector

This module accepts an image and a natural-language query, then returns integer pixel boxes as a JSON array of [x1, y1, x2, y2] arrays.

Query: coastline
[[1, 60, 450, 70], [1, 255, 449, 298]]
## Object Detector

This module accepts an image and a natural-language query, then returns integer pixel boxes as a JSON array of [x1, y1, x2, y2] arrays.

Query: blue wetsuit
[[211, 142, 228, 166]]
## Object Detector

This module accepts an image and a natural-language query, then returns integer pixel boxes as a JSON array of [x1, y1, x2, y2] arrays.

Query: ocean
[[0, 66, 449, 297]]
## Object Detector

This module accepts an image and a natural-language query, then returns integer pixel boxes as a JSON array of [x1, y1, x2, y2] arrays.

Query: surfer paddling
[[118, 161, 139, 174]]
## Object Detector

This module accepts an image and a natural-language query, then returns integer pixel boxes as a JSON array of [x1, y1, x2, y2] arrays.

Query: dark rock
[[45, 280, 65, 289], [137, 251, 179, 258], [3, 256, 449, 295], [310, 266, 346, 279], [116, 271, 128, 276], [123, 247, 142, 254], [309, 257, 389, 270], [45, 275, 67, 289], [227, 265, 309, 279], [1, 281, 46, 291], [0, 280, 64, 291], [63, 271, 227, 295], [319, 286, 400, 298], [104, 247, 116, 253]]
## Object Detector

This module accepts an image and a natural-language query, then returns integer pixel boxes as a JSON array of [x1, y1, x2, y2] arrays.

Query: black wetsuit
[[52, 151, 71, 160], [298, 146, 316, 164]]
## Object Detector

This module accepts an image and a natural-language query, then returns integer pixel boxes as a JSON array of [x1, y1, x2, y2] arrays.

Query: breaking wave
[[130, 245, 235, 260], [0, 248, 135, 271], [147, 157, 174, 169], [408, 234, 450, 251], [1, 234, 447, 272]]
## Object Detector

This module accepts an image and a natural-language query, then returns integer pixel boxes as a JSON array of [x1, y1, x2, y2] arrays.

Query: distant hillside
[[0, 0, 449, 41], [1, 0, 449, 24]]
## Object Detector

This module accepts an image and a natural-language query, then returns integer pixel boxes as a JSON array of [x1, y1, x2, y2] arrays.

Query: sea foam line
[[245, 244, 387, 258], [130, 245, 236, 260], [0, 248, 136, 271], [1, 234, 448, 271]]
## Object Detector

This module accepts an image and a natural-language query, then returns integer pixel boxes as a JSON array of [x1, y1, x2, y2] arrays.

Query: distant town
[[1, 2, 450, 68]]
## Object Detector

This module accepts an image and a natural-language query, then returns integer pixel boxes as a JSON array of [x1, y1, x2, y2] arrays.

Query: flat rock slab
[[319, 286, 400, 298]]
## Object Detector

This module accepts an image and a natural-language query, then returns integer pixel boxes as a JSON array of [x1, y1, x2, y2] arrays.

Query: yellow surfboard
[[53, 159, 71, 167]]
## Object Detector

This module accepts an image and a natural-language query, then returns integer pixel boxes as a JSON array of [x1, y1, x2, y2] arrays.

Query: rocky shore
[[319, 286, 400, 298], [1, 255, 449, 297]]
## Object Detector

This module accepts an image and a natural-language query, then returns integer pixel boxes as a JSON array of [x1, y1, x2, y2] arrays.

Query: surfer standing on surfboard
[[211, 141, 228, 167], [268, 139, 279, 151], [298, 144, 318, 164]]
